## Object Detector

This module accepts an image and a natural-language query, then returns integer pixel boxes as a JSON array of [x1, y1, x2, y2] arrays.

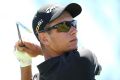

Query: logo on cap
[[37, 19, 43, 26], [36, 19, 43, 33], [46, 6, 56, 13]]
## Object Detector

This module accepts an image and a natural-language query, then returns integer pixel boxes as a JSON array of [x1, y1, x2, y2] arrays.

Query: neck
[[42, 47, 77, 60], [42, 48, 63, 60]]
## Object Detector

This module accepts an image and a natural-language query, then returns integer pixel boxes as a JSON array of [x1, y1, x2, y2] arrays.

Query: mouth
[[70, 38, 77, 42]]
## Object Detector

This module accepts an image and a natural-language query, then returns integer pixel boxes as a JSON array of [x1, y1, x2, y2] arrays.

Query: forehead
[[47, 11, 73, 27]]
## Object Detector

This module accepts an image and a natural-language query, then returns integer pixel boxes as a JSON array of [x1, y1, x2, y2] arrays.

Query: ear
[[38, 33, 49, 45]]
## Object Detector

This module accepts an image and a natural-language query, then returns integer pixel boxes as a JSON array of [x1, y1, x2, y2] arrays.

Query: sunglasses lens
[[57, 20, 76, 32], [57, 23, 70, 32], [71, 20, 77, 28]]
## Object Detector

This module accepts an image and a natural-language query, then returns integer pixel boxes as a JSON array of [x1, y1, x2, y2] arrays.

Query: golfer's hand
[[15, 41, 43, 57]]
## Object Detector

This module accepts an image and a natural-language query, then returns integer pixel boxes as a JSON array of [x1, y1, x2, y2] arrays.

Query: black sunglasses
[[44, 20, 77, 32]]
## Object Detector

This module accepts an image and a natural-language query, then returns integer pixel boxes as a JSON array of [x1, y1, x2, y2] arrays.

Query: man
[[15, 3, 101, 80]]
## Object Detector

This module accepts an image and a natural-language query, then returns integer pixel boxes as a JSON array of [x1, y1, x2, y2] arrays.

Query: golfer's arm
[[21, 65, 32, 80]]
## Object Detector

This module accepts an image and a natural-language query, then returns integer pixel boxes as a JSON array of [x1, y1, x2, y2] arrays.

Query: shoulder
[[78, 48, 93, 56], [78, 48, 94, 60], [78, 48, 102, 75], [78, 48, 98, 64]]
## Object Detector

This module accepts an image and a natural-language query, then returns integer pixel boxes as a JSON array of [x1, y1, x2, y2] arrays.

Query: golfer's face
[[46, 11, 78, 54]]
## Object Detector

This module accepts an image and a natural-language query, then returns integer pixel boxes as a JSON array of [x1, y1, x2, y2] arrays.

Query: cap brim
[[65, 3, 82, 18]]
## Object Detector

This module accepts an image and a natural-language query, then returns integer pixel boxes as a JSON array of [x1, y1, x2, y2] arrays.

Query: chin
[[68, 45, 78, 51]]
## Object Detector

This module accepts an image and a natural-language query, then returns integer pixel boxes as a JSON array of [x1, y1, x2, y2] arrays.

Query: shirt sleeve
[[78, 48, 102, 75]]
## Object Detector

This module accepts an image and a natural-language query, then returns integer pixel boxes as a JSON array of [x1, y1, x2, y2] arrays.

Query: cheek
[[53, 36, 66, 45], [51, 33, 69, 47]]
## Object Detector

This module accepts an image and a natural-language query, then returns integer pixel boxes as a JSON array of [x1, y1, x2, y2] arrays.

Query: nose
[[68, 26, 77, 35]]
